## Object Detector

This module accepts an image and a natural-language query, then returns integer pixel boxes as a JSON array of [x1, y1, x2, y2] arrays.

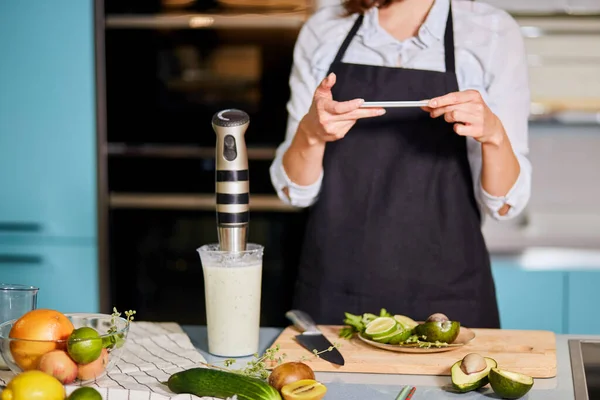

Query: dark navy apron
[[292, 3, 501, 329]]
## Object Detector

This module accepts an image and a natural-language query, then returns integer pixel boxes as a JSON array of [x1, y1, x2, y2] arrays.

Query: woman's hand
[[299, 72, 386, 146], [424, 90, 506, 147]]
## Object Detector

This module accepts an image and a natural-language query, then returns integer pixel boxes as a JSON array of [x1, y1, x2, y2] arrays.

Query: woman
[[269, 0, 532, 328]]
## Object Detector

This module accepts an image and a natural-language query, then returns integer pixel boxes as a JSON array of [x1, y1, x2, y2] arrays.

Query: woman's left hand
[[424, 90, 505, 146]]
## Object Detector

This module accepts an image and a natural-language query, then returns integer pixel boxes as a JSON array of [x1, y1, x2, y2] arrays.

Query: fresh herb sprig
[[104, 307, 136, 350], [207, 341, 342, 381], [298, 343, 342, 362], [226, 344, 287, 380]]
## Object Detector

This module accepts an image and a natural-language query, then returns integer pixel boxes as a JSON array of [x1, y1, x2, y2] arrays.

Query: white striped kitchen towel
[[0, 321, 237, 400]]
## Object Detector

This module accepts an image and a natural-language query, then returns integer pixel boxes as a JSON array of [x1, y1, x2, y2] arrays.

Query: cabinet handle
[[0, 223, 42, 233], [109, 193, 300, 212], [0, 255, 43, 265]]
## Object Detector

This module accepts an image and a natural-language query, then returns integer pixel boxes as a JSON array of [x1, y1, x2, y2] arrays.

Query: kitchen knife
[[286, 310, 345, 366]]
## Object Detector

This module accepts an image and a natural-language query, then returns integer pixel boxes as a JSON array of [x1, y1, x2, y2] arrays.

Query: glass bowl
[[0, 312, 130, 384]]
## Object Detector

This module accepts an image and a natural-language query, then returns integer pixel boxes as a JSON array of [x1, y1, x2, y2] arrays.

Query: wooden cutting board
[[268, 325, 557, 378]]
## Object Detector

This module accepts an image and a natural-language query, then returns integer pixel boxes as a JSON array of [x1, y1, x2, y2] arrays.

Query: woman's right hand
[[298, 72, 386, 146]]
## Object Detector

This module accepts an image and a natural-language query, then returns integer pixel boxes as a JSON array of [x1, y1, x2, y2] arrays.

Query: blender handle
[[212, 109, 251, 252]]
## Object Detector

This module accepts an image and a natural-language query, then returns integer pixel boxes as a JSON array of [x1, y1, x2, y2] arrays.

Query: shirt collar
[[358, 0, 450, 47]]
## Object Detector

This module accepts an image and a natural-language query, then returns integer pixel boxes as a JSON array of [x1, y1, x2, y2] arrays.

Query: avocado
[[451, 354, 497, 393], [488, 367, 534, 399], [414, 320, 460, 343]]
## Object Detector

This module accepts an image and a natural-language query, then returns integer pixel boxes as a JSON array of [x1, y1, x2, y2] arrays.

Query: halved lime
[[488, 367, 534, 399], [364, 317, 398, 339], [372, 326, 412, 345], [394, 315, 418, 330]]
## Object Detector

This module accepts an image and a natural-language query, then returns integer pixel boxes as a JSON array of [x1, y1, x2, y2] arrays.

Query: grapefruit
[[9, 309, 74, 371]]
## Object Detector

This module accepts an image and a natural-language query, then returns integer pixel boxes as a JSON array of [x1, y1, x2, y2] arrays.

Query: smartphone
[[360, 100, 430, 108]]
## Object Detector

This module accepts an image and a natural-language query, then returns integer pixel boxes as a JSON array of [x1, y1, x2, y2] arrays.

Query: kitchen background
[[0, 0, 599, 334]]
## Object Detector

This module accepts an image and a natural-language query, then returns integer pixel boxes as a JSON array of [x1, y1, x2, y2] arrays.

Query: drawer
[[492, 261, 566, 333], [567, 271, 600, 334], [0, 243, 99, 314]]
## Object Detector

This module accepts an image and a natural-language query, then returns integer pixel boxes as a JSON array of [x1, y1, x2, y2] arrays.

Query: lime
[[67, 327, 103, 364], [372, 326, 412, 345], [451, 354, 497, 393], [364, 317, 398, 339], [1, 370, 65, 400], [488, 367, 534, 399], [393, 315, 418, 330], [67, 387, 103, 400], [414, 320, 460, 343]]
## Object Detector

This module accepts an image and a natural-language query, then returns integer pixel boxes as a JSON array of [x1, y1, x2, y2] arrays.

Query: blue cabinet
[[0, 243, 99, 313], [491, 260, 566, 333], [0, 0, 96, 242], [566, 271, 600, 334], [0, 1, 99, 312]]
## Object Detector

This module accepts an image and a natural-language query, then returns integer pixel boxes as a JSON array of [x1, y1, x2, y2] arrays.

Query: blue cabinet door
[[0, 1, 96, 241], [0, 243, 99, 314], [492, 261, 566, 333], [567, 271, 600, 334]]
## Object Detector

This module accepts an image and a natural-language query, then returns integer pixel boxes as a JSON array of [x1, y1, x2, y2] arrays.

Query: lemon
[[67, 387, 102, 400], [1, 370, 65, 400], [68, 327, 103, 364]]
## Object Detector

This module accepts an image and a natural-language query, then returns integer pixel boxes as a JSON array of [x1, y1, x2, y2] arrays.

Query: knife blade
[[285, 310, 345, 366]]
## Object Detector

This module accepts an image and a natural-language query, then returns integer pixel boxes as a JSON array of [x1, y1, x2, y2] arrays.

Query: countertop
[[181, 325, 598, 400]]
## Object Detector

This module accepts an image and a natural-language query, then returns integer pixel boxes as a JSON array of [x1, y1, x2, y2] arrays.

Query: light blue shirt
[[269, 0, 532, 221]]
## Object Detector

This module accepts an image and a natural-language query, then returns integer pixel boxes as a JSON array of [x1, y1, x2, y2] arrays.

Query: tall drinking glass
[[0, 284, 38, 369], [197, 243, 264, 357]]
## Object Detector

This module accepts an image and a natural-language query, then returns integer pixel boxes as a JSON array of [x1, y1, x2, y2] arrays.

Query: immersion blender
[[212, 109, 250, 252]]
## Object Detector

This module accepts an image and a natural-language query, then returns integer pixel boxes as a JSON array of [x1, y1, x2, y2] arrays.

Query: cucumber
[[167, 367, 282, 400]]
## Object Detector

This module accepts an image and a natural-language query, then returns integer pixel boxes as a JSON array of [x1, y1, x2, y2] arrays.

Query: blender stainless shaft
[[212, 109, 250, 252]]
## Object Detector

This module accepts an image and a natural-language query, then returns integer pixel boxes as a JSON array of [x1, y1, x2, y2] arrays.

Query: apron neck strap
[[332, 14, 364, 65], [331, 3, 456, 74], [443, 3, 456, 74]]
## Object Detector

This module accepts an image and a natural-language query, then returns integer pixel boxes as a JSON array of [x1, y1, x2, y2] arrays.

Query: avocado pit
[[426, 313, 449, 323], [460, 353, 487, 375]]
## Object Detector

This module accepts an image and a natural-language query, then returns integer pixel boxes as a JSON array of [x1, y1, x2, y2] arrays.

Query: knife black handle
[[286, 310, 321, 334]]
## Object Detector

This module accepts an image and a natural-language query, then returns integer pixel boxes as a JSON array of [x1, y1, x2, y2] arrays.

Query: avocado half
[[488, 367, 534, 399], [414, 320, 460, 343], [451, 357, 498, 393]]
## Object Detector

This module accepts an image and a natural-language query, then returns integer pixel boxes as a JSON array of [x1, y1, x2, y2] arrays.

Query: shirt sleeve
[[476, 13, 533, 221], [269, 19, 324, 208]]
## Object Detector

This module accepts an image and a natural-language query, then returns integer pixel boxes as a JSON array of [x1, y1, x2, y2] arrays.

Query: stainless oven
[[98, 0, 313, 326]]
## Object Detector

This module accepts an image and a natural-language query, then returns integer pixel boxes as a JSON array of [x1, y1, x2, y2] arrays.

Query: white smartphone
[[360, 100, 430, 108]]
